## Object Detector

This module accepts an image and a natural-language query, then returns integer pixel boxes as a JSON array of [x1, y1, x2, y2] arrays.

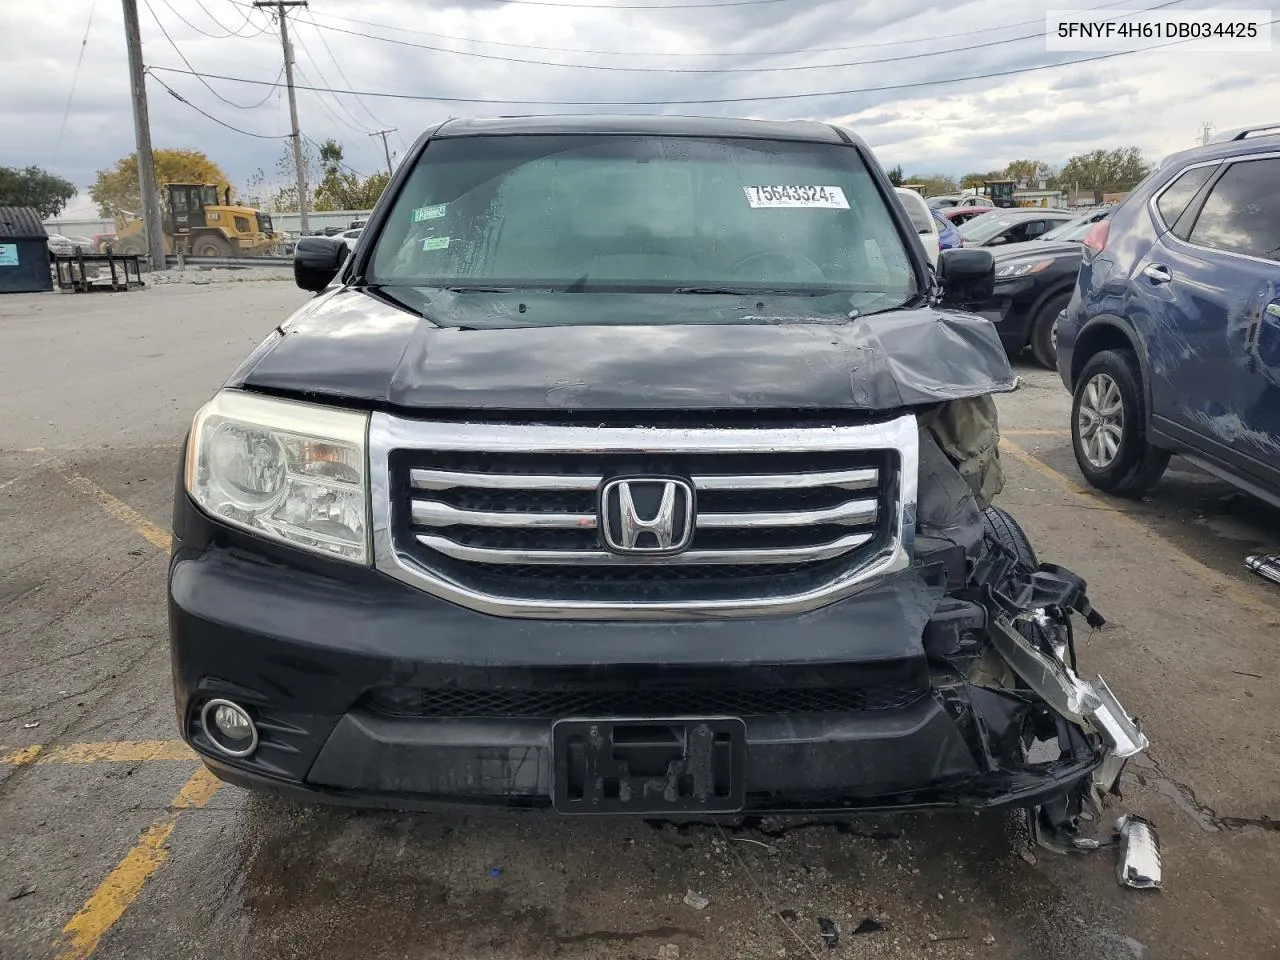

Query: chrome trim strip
[[410, 468, 600, 491], [692, 468, 878, 491], [411, 500, 596, 529], [369, 413, 919, 620], [698, 499, 877, 529], [416, 531, 875, 565]]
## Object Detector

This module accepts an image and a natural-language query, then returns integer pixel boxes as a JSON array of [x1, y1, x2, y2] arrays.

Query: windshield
[[1040, 209, 1110, 242], [958, 212, 1020, 243], [368, 134, 916, 313]]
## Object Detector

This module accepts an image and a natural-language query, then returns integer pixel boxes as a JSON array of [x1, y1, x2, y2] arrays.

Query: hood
[[233, 288, 1015, 412], [992, 238, 1082, 260]]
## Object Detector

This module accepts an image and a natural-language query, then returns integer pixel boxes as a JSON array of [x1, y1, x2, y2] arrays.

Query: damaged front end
[[914, 395, 1157, 883]]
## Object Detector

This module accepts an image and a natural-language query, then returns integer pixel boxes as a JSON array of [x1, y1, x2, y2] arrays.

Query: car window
[[958, 213, 1017, 243], [896, 190, 934, 233], [1041, 208, 1108, 241], [1187, 158, 1280, 262], [369, 134, 917, 306], [1156, 164, 1217, 230]]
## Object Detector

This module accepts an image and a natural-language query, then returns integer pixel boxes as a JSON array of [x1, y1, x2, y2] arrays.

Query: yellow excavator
[[112, 184, 281, 258]]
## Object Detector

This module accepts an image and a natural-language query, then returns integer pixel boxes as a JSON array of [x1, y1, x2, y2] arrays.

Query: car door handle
[[1142, 264, 1173, 284]]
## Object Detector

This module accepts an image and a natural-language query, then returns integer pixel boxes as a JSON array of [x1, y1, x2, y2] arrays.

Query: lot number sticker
[[422, 236, 451, 251], [412, 204, 447, 222], [744, 186, 849, 209]]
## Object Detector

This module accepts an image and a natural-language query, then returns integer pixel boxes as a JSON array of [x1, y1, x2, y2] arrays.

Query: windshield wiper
[[672, 286, 824, 296]]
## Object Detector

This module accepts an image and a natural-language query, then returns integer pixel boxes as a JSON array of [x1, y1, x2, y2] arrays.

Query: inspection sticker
[[744, 185, 849, 209], [412, 203, 447, 222], [422, 236, 451, 251]]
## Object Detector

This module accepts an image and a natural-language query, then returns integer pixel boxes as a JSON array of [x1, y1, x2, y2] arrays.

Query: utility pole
[[1198, 121, 1214, 146], [122, 0, 167, 271], [255, 1, 309, 233], [368, 128, 398, 179]]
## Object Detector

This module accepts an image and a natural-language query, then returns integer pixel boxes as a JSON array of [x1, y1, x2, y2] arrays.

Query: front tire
[[1071, 349, 1169, 496], [193, 234, 233, 258], [1029, 292, 1070, 369]]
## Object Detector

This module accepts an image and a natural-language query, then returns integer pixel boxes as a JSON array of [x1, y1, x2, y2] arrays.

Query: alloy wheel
[[1077, 372, 1124, 468]]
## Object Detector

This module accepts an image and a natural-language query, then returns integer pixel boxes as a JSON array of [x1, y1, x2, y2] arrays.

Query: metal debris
[[1116, 815, 1162, 889], [682, 889, 710, 911], [1245, 554, 1280, 586], [818, 917, 839, 949]]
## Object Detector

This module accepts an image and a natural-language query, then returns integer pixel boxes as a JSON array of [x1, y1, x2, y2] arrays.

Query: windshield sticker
[[744, 185, 849, 209], [422, 236, 451, 251], [412, 204, 447, 223]]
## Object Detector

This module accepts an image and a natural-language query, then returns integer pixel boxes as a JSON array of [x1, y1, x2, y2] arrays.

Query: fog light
[[200, 698, 259, 758]]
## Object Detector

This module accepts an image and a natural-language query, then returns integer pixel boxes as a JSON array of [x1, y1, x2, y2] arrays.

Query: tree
[[960, 170, 1003, 190], [904, 173, 958, 197], [243, 142, 320, 213], [314, 139, 390, 211], [886, 164, 904, 187], [1002, 159, 1055, 186], [0, 165, 77, 219], [1058, 147, 1151, 202], [90, 149, 230, 219]]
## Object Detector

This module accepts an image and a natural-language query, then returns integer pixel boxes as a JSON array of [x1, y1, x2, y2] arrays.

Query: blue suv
[[1055, 123, 1280, 504]]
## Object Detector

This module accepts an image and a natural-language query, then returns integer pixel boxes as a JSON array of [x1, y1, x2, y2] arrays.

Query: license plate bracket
[[552, 717, 746, 814]]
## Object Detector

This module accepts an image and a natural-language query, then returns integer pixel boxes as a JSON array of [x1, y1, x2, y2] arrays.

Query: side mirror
[[294, 236, 348, 293], [937, 248, 994, 305]]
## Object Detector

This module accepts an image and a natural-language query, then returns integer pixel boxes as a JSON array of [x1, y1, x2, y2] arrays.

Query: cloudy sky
[[2, 0, 1274, 219]]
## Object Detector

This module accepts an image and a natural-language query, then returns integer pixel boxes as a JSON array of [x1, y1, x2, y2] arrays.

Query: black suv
[[169, 116, 1145, 843]]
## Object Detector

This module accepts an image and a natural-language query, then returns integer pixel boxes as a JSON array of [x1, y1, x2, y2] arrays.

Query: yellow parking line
[[53, 768, 221, 960], [1001, 438, 1279, 619], [64, 475, 169, 551], [1, 741, 195, 766]]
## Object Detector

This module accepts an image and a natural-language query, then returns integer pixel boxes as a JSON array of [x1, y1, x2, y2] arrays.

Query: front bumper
[[169, 494, 1131, 815]]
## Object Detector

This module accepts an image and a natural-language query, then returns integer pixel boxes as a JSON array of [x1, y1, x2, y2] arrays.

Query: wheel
[[1071, 349, 1170, 496], [113, 239, 145, 256], [1029, 292, 1070, 369], [981, 505, 1038, 568], [193, 234, 233, 258]]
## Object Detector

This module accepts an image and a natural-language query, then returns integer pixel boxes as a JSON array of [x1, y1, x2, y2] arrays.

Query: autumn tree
[[960, 170, 1002, 189], [1001, 159, 1055, 186], [1058, 147, 1151, 202], [0, 165, 77, 219], [90, 149, 231, 220], [904, 173, 958, 197]]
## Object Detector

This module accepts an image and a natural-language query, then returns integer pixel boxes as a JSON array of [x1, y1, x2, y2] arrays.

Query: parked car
[[927, 194, 988, 210], [967, 207, 1117, 368], [958, 208, 1075, 247], [169, 115, 1147, 848], [1056, 123, 1280, 504], [337, 227, 363, 251], [46, 234, 76, 258], [934, 211, 963, 252], [895, 187, 939, 266], [937, 205, 995, 227]]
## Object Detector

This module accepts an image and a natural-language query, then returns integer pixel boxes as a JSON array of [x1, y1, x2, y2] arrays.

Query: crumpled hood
[[233, 288, 1015, 412]]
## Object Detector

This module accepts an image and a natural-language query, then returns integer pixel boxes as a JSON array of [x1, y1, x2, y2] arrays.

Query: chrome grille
[[370, 415, 918, 619]]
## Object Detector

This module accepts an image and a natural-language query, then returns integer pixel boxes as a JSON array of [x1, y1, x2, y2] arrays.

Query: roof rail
[[1212, 121, 1280, 142]]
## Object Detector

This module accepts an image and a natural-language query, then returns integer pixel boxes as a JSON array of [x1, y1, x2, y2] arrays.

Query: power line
[[141, 0, 281, 109], [301, 0, 1185, 75], [290, 28, 374, 132], [302, 133, 368, 178], [301, 9, 392, 130], [293, 63, 373, 134], [158, 0, 268, 39], [196, 0, 273, 36], [148, 69, 291, 138], [300, 0, 1140, 58], [51, 0, 97, 172], [149, 23, 1279, 107]]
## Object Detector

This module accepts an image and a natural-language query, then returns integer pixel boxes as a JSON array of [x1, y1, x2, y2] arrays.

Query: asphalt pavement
[[1, 280, 1278, 960]]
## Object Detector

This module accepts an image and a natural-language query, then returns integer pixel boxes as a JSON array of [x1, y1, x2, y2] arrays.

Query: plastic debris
[[22, 721, 39, 729], [982, 934, 997, 945], [488, 867, 502, 878], [656, 944, 681, 960], [683, 889, 710, 911], [853, 918, 885, 935], [1116, 815, 1162, 890], [818, 917, 839, 949]]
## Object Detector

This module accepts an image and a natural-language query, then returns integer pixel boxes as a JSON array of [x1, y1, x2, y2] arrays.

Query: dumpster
[[0, 207, 53, 293]]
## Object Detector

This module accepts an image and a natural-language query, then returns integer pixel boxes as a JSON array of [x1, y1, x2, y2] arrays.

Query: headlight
[[994, 257, 1054, 280], [185, 391, 370, 563]]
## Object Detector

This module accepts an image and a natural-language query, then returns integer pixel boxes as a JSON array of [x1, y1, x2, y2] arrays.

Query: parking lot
[[1, 279, 1278, 960]]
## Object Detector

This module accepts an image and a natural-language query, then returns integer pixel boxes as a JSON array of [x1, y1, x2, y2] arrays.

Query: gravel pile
[[145, 266, 293, 285]]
